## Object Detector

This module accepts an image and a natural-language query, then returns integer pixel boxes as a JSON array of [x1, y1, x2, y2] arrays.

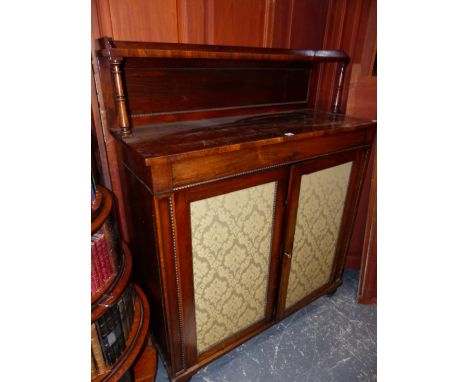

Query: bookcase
[[91, 183, 157, 382]]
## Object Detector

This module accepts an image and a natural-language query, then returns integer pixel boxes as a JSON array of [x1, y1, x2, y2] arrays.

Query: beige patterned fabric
[[190, 182, 276, 354], [285, 162, 352, 309]]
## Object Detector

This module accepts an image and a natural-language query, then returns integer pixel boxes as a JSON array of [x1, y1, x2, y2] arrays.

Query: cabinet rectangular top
[[115, 109, 375, 162]]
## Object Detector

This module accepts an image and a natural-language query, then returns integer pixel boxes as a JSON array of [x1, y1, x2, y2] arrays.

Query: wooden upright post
[[109, 56, 132, 137]]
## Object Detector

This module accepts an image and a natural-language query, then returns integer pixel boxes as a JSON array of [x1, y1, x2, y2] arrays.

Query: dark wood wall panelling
[[336, 0, 376, 273], [98, 0, 328, 48], [346, 0, 376, 119], [357, 141, 376, 304], [91, 0, 376, 282]]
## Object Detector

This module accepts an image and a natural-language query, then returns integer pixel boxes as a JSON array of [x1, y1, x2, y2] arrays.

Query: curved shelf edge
[[133, 335, 158, 382], [92, 188, 103, 218], [93, 284, 151, 382], [92, 186, 113, 234], [92, 241, 133, 315]]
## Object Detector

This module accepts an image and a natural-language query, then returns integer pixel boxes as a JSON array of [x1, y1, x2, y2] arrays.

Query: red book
[[98, 233, 112, 282], [91, 269, 96, 295], [92, 236, 105, 290], [91, 251, 99, 295], [103, 222, 119, 273]]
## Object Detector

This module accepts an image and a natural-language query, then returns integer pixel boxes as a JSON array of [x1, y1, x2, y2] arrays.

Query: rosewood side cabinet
[[94, 38, 376, 382]]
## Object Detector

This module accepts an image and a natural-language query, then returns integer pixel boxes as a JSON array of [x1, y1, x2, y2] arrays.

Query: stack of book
[[91, 284, 136, 377], [91, 220, 121, 296], [91, 181, 152, 381]]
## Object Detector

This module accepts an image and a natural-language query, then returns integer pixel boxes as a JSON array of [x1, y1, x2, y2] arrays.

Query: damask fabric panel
[[285, 162, 353, 309], [190, 182, 276, 355]]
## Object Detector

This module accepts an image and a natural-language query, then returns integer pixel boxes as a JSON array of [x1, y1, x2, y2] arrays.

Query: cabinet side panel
[[121, 165, 170, 365], [286, 162, 352, 309], [190, 181, 276, 355]]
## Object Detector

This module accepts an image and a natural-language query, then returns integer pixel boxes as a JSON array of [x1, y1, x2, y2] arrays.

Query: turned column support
[[109, 56, 132, 137], [331, 61, 348, 114]]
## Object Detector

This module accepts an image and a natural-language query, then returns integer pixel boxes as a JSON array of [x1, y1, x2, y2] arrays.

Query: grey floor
[[155, 270, 376, 382]]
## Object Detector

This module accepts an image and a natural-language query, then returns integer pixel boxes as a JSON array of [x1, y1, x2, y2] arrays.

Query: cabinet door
[[277, 149, 368, 319], [174, 167, 289, 365]]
